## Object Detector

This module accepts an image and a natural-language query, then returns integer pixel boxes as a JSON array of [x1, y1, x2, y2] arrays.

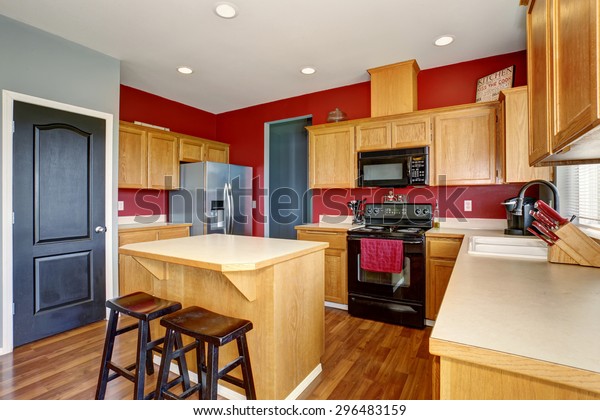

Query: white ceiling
[[0, 0, 527, 114]]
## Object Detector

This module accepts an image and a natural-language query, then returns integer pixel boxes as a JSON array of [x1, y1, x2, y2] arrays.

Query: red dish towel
[[360, 238, 404, 273]]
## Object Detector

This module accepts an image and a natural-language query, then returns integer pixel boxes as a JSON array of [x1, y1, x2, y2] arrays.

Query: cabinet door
[[432, 106, 497, 185], [391, 116, 431, 148], [179, 137, 205, 162], [118, 124, 148, 188], [552, 0, 599, 151], [527, 0, 553, 165], [502, 87, 551, 182], [205, 142, 229, 163], [324, 249, 348, 304], [426, 258, 455, 320], [147, 131, 179, 190], [356, 121, 391, 151], [308, 125, 356, 188]]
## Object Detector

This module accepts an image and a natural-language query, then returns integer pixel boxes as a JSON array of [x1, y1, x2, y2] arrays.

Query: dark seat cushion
[[106, 291, 181, 321], [160, 306, 253, 346]]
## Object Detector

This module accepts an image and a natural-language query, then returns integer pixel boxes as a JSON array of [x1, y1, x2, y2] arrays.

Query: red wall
[[118, 85, 217, 217], [217, 51, 528, 236]]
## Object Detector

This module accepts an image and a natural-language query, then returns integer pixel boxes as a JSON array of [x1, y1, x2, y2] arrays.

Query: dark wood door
[[12, 101, 106, 346]]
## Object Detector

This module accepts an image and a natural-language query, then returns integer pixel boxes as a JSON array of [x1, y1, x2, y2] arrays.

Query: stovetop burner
[[348, 202, 433, 239]]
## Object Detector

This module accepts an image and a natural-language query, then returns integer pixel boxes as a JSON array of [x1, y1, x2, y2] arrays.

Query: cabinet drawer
[[158, 227, 190, 240], [297, 230, 346, 249], [119, 230, 158, 247], [427, 238, 462, 259]]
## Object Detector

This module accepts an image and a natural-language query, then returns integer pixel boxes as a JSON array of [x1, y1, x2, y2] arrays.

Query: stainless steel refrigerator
[[169, 162, 253, 236]]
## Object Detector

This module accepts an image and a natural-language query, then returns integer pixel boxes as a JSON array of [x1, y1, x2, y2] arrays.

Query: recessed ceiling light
[[434, 35, 454, 47], [215, 2, 238, 19], [177, 66, 193, 75], [301, 67, 316, 75]]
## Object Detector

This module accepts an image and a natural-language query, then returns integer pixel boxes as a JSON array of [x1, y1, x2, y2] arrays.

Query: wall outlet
[[118, 201, 124, 211], [252, 200, 256, 209], [464, 200, 472, 212]]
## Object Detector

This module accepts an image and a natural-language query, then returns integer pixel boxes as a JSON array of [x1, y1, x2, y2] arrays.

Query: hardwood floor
[[0, 308, 435, 400]]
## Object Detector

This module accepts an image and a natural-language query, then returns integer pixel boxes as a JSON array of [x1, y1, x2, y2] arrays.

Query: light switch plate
[[118, 201, 124, 211], [464, 200, 472, 212]]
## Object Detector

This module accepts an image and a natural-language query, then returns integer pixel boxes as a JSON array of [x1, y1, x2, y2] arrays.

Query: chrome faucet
[[513, 179, 560, 216]]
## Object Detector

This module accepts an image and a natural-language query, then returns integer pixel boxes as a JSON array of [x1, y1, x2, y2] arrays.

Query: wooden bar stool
[[95, 291, 190, 400], [155, 306, 256, 400]]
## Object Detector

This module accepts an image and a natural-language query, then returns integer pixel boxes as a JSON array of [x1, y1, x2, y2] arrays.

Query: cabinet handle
[[303, 230, 339, 235]]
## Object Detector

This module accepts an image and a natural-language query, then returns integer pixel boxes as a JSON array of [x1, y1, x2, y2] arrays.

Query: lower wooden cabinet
[[296, 228, 348, 304], [426, 234, 463, 320], [118, 224, 191, 247]]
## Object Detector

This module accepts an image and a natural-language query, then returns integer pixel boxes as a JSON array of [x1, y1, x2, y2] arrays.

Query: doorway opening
[[264, 116, 312, 239]]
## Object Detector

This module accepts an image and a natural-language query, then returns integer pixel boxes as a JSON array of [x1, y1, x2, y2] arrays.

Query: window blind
[[556, 164, 600, 228]]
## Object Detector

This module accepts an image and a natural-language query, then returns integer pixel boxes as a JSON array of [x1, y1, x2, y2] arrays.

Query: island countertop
[[119, 233, 328, 272]]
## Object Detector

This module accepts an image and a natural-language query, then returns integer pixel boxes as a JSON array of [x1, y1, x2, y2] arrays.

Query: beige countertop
[[118, 222, 191, 232], [429, 227, 600, 374], [119, 233, 328, 272]]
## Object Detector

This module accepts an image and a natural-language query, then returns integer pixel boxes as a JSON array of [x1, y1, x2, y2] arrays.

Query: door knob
[[95, 226, 107, 233]]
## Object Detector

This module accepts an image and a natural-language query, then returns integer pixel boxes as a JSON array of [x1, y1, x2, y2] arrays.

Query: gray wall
[[0, 15, 120, 349]]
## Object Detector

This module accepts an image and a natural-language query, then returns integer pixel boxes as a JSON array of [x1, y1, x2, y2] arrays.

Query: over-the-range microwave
[[357, 146, 429, 188]]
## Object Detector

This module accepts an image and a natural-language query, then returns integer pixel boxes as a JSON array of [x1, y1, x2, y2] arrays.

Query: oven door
[[347, 236, 425, 303]]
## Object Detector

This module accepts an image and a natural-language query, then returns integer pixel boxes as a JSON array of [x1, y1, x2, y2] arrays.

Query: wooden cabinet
[[118, 123, 148, 189], [296, 228, 348, 304], [119, 121, 231, 190], [499, 87, 552, 183], [426, 235, 463, 320], [356, 115, 431, 151], [527, 0, 600, 165], [179, 136, 205, 163], [118, 121, 178, 190], [178, 136, 230, 163], [118, 224, 190, 247], [356, 120, 391, 151], [368, 59, 419, 117], [431, 104, 498, 186], [147, 130, 179, 190], [307, 124, 356, 188], [391, 115, 431, 148], [205, 141, 229, 163]]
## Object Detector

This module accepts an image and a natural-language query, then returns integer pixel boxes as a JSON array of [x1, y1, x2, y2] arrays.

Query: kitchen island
[[428, 228, 600, 399], [118, 234, 328, 400]]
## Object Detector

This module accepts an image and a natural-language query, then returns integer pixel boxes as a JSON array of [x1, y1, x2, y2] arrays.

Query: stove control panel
[[364, 203, 433, 224]]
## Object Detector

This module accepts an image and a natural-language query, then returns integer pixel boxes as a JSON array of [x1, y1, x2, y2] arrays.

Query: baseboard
[[153, 355, 322, 400], [325, 301, 348, 310], [425, 319, 435, 327]]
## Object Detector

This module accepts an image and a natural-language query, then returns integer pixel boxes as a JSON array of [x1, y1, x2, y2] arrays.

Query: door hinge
[[12, 212, 15, 225], [12, 121, 15, 133], [12, 303, 15, 315]]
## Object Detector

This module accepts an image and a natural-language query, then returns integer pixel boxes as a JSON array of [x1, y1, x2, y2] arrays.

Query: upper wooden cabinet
[[178, 136, 229, 163], [431, 103, 498, 186], [368, 60, 420, 117], [119, 122, 178, 190], [307, 123, 356, 188], [205, 141, 229, 163], [499, 87, 551, 183], [179, 136, 205, 162], [119, 121, 231, 190], [356, 115, 431, 151], [118, 123, 148, 189], [527, 0, 600, 165], [147, 130, 179, 190]]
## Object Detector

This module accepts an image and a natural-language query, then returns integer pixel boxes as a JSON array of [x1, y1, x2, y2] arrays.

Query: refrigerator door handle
[[224, 182, 230, 234], [227, 182, 234, 234]]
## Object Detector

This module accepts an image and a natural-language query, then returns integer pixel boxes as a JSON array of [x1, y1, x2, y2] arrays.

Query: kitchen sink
[[468, 235, 548, 260]]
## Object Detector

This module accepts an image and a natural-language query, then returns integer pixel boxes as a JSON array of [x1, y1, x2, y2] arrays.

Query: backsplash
[[311, 184, 529, 222]]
